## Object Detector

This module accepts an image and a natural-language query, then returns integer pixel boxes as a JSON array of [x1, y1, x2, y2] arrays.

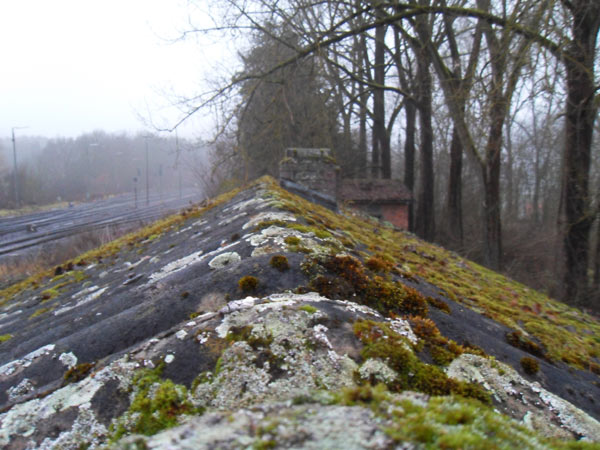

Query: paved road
[[0, 188, 202, 261]]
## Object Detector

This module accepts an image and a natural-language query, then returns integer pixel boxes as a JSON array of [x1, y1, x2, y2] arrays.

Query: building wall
[[381, 204, 409, 229], [347, 203, 409, 230]]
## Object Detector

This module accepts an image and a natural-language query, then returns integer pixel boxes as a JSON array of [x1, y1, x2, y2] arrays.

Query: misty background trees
[[172, 0, 599, 310], [0, 132, 208, 208]]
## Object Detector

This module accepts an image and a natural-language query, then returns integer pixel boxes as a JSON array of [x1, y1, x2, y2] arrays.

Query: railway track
[[0, 189, 201, 259]]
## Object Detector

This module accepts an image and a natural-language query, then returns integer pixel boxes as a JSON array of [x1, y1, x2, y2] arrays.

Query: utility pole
[[87, 143, 99, 201], [143, 135, 152, 206], [176, 129, 182, 199], [11, 126, 28, 209]]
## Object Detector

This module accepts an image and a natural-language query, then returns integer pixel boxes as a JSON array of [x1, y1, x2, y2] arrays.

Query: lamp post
[[11, 126, 28, 209]]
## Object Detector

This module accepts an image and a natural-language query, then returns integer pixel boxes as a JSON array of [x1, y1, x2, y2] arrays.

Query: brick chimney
[[279, 148, 340, 197]]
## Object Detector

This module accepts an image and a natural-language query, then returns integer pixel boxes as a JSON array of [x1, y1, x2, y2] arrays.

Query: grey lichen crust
[[194, 296, 359, 409], [116, 403, 394, 450], [447, 353, 600, 441], [1, 291, 599, 449]]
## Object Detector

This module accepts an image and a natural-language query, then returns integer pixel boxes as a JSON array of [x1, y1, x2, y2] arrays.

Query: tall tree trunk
[[372, 18, 387, 178], [404, 98, 416, 232], [561, 0, 600, 305], [594, 212, 600, 294], [482, 93, 505, 270], [358, 84, 368, 179], [403, 100, 416, 193], [446, 127, 463, 248], [357, 34, 369, 179], [415, 42, 435, 240]]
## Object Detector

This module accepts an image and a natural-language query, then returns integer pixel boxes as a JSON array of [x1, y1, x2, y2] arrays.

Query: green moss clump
[[226, 325, 273, 349], [238, 275, 259, 292], [506, 331, 545, 358], [397, 286, 429, 317], [29, 306, 53, 319], [254, 219, 288, 231], [269, 255, 290, 271], [520, 356, 540, 375], [111, 365, 200, 441], [299, 304, 318, 314], [427, 296, 451, 314], [363, 277, 406, 314], [365, 255, 394, 273], [353, 319, 490, 403], [408, 316, 466, 366], [64, 362, 95, 384], [307, 254, 432, 317], [40, 288, 59, 301], [284, 235, 301, 246], [0, 334, 13, 343]]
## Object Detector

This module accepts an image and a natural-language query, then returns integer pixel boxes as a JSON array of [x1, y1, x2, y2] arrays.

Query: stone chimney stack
[[279, 148, 340, 197]]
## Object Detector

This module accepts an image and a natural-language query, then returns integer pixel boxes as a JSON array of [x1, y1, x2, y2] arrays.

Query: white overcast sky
[[0, 0, 233, 139]]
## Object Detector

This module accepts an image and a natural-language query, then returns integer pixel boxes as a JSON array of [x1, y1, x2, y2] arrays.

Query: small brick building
[[339, 178, 412, 229], [279, 148, 412, 230]]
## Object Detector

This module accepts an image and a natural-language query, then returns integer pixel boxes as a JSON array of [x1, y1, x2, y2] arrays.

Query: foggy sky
[[0, 0, 225, 139]]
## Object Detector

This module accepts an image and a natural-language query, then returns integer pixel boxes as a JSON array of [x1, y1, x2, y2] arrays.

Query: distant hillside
[[0, 176, 599, 448]]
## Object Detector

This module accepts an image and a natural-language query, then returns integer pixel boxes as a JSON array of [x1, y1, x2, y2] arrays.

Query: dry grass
[[0, 224, 136, 290]]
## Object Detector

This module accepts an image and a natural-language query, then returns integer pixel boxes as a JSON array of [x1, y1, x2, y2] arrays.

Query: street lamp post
[[11, 126, 28, 209]]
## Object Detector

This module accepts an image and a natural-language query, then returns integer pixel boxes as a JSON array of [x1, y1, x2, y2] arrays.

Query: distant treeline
[[0, 131, 210, 208]]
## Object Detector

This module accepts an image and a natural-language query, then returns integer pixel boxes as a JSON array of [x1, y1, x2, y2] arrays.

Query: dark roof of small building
[[340, 178, 413, 203]]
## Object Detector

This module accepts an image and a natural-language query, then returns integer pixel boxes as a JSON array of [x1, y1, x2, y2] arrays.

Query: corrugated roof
[[340, 178, 413, 203]]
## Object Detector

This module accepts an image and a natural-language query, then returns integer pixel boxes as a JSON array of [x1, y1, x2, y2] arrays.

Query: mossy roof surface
[[261, 177, 600, 371], [0, 176, 598, 448]]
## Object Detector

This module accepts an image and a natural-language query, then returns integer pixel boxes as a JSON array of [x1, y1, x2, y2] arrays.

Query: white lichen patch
[[242, 211, 297, 230], [165, 354, 175, 364], [147, 241, 239, 285], [222, 197, 269, 214], [196, 331, 210, 344], [147, 250, 204, 284], [176, 330, 188, 340], [250, 244, 282, 257], [58, 352, 78, 369], [36, 405, 108, 450], [218, 212, 248, 227], [447, 353, 600, 441], [194, 302, 360, 410], [0, 344, 56, 378], [358, 359, 398, 385], [243, 226, 328, 257], [7, 378, 35, 402], [312, 324, 333, 350], [388, 318, 417, 345], [55, 286, 109, 316], [0, 357, 138, 446], [208, 252, 241, 270]]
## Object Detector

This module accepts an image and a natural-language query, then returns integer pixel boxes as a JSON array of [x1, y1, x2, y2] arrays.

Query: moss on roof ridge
[[259, 176, 600, 371]]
